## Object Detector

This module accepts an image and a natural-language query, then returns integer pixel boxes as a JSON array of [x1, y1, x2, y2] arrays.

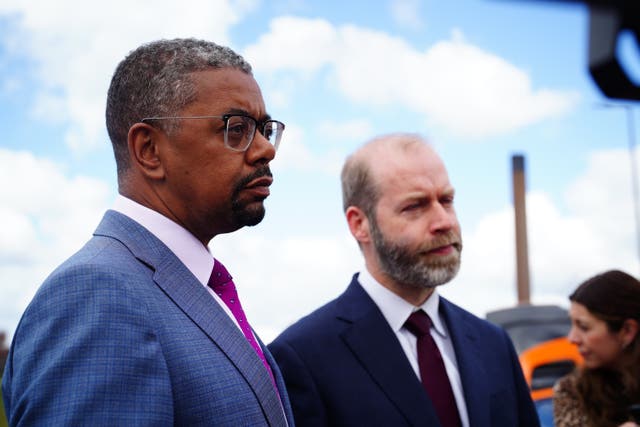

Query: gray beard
[[370, 216, 462, 289]]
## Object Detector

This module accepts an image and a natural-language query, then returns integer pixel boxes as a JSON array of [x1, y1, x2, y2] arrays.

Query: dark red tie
[[405, 310, 461, 427], [208, 259, 277, 389]]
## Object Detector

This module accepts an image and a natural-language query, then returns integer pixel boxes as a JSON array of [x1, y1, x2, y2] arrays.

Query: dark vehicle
[[487, 305, 583, 427]]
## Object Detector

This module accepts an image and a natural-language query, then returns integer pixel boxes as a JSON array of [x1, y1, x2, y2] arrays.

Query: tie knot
[[404, 310, 433, 337], [208, 259, 233, 289]]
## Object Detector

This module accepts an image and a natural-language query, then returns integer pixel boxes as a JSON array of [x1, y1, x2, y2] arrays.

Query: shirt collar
[[112, 195, 214, 286], [418, 288, 447, 338], [358, 267, 448, 338]]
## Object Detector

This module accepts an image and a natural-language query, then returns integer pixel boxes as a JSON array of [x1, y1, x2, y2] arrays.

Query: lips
[[243, 175, 273, 198], [245, 176, 273, 189], [425, 240, 462, 255], [426, 246, 453, 257]]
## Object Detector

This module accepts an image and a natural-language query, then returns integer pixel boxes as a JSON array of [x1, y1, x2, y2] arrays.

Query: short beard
[[230, 166, 272, 227], [369, 215, 462, 289]]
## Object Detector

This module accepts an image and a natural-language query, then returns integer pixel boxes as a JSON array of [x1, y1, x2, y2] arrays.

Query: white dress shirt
[[358, 267, 470, 427]]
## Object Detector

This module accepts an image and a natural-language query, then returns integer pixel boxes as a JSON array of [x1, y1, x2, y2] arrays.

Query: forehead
[[569, 302, 600, 323], [186, 68, 265, 116], [373, 144, 453, 196]]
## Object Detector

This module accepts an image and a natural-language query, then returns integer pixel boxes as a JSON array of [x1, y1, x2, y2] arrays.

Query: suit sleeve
[[269, 338, 328, 427], [2, 264, 173, 426], [502, 328, 542, 427]]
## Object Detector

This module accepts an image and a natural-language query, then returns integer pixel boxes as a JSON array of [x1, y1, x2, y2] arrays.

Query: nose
[[245, 131, 276, 165], [567, 326, 580, 345], [429, 203, 457, 234]]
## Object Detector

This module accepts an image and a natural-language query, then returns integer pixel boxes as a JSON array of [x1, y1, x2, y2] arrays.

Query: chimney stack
[[512, 154, 531, 305]]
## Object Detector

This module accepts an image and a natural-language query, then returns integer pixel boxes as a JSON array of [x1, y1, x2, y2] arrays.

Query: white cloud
[[316, 118, 374, 143], [244, 16, 339, 73], [245, 18, 579, 139], [565, 147, 639, 245], [271, 121, 358, 176], [270, 123, 313, 172], [0, 148, 113, 338], [412, 30, 578, 137], [0, 209, 37, 265], [0, 0, 257, 152]]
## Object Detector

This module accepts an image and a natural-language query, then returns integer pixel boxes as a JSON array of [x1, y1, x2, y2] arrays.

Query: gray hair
[[341, 133, 426, 219], [105, 38, 253, 175]]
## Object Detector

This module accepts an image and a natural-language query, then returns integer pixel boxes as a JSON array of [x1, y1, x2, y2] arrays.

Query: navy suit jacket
[[2, 210, 294, 426], [269, 275, 539, 427]]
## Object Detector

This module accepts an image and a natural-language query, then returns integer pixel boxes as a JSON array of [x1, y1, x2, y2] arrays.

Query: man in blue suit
[[2, 38, 293, 426], [269, 134, 539, 427]]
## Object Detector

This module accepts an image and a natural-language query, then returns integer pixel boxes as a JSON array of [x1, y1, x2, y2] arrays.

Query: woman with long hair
[[553, 270, 640, 427]]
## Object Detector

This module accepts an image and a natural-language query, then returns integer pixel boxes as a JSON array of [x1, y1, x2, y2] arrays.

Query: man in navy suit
[[269, 134, 539, 427], [2, 38, 293, 426]]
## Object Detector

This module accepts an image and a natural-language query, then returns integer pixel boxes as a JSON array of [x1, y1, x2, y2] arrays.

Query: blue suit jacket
[[269, 275, 539, 427], [2, 210, 294, 426]]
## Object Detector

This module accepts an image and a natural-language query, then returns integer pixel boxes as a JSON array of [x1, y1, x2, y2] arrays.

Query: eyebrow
[[409, 188, 455, 199], [225, 108, 272, 122]]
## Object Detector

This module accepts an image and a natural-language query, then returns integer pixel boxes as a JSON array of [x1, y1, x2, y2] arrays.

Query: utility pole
[[601, 104, 640, 274], [624, 106, 640, 274]]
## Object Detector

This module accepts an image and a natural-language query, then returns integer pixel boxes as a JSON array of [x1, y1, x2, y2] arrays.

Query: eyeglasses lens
[[225, 115, 256, 150]]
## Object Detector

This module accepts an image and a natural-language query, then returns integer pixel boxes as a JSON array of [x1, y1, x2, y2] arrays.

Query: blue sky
[[1, 0, 638, 341]]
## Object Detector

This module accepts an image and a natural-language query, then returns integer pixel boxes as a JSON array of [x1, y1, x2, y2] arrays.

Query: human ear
[[620, 319, 639, 348], [346, 206, 371, 244], [127, 123, 165, 180]]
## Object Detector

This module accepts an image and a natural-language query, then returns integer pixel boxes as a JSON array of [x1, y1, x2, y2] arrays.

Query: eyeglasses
[[140, 114, 285, 152]]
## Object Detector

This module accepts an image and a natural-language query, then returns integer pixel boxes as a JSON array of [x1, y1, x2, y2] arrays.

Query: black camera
[[507, 0, 640, 101], [587, 0, 640, 101]]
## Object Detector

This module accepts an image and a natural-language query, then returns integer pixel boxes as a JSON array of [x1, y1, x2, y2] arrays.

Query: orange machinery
[[518, 336, 583, 401], [486, 304, 584, 400]]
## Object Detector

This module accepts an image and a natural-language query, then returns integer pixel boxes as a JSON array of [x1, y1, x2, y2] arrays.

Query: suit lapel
[[338, 278, 441, 426], [259, 335, 296, 425], [94, 211, 286, 426], [441, 299, 491, 426]]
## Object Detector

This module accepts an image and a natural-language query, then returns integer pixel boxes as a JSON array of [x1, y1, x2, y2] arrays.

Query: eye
[[440, 195, 454, 206], [575, 321, 589, 332], [402, 201, 423, 212], [262, 122, 274, 140], [227, 120, 249, 138]]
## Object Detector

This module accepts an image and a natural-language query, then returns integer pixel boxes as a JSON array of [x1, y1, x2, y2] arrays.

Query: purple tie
[[405, 310, 461, 427], [208, 259, 277, 389]]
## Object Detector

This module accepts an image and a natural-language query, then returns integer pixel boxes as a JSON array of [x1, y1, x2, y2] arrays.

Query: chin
[[234, 204, 266, 227], [582, 358, 601, 370]]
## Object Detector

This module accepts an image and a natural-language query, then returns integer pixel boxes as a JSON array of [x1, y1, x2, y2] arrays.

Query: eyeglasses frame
[[140, 114, 285, 152]]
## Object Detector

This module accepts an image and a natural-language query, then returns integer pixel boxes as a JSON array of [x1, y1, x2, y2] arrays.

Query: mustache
[[421, 231, 462, 253], [236, 166, 273, 189]]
